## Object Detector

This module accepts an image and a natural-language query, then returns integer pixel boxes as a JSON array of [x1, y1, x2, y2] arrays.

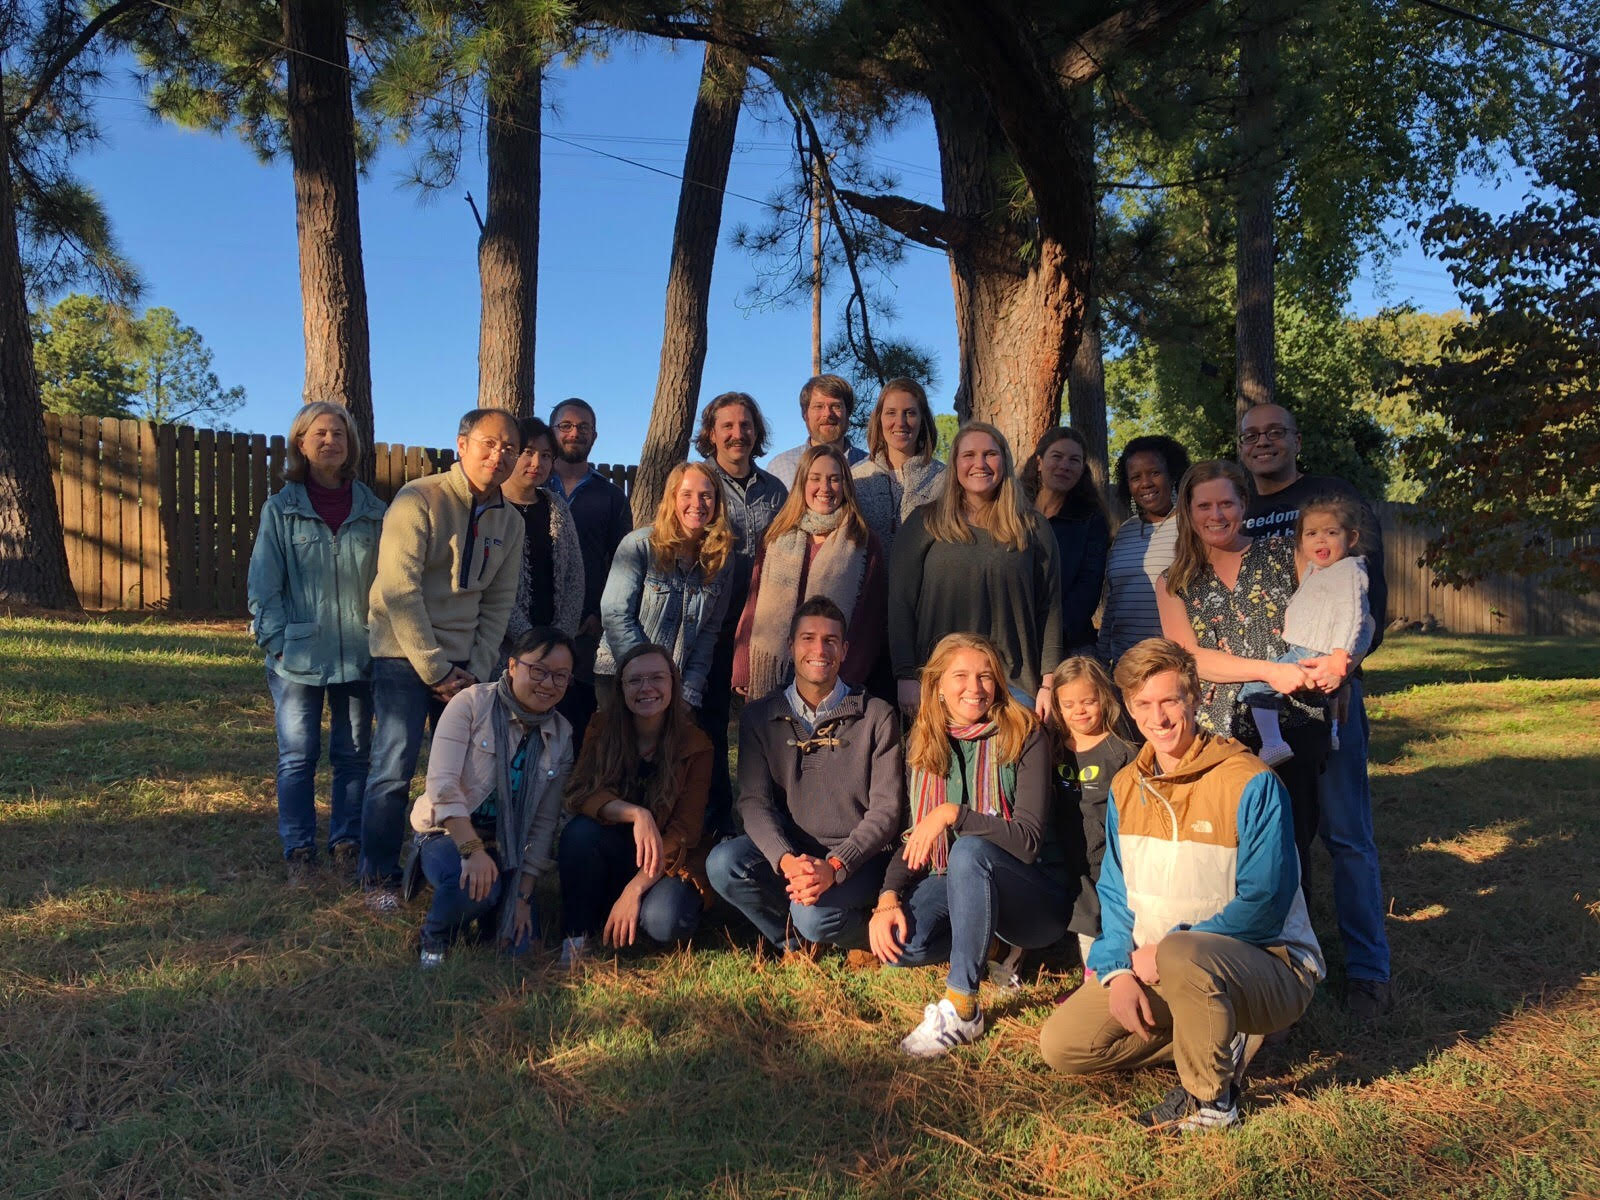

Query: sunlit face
[[1125, 669, 1197, 762], [620, 651, 674, 722], [1053, 677, 1105, 740], [938, 648, 999, 725], [456, 413, 521, 493], [1188, 477, 1247, 550], [511, 434, 555, 490], [711, 404, 756, 468], [804, 390, 849, 444], [803, 457, 845, 516], [1238, 404, 1301, 479], [507, 644, 574, 713], [1040, 437, 1086, 496], [675, 467, 718, 534], [1300, 511, 1354, 568], [1125, 451, 1173, 518], [879, 391, 922, 456], [298, 413, 350, 475], [551, 404, 596, 464], [791, 615, 846, 688], [954, 432, 1004, 502]]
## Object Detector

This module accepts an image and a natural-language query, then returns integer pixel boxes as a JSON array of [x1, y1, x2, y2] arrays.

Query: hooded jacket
[[1088, 731, 1325, 985]]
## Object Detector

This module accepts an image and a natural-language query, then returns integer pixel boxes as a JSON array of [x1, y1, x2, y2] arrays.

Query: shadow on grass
[[1365, 634, 1600, 693]]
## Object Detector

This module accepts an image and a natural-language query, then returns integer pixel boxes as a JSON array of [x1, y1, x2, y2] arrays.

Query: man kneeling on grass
[[708, 597, 902, 956], [1038, 638, 1324, 1132]]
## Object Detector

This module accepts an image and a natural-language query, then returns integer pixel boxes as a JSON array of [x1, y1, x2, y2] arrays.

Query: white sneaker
[[1257, 741, 1294, 768], [557, 935, 588, 969], [987, 942, 1025, 991], [900, 998, 985, 1058], [418, 947, 446, 970]]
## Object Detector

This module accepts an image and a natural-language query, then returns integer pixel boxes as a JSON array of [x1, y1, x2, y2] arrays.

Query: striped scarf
[[906, 721, 1013, 874]]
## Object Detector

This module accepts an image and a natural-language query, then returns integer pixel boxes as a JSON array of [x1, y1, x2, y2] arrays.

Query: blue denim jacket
[[594, 526, 733, 707], [247, 480, 388, 686]]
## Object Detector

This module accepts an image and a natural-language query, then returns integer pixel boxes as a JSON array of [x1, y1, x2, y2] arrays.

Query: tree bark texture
[[1234, 9, 1277, 417], [281, 0, 375, 461], [477, 59, 540, 414], [0, 80, 79, 609], [631, 46, 745, 526], [1065, 107, 1109, 498]]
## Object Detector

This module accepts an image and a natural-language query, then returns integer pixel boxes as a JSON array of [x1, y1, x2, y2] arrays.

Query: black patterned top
[[1177, 535, 1324, 744]]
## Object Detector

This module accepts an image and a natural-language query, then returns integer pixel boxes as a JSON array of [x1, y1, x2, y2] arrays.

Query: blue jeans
[[360, 657, 452, 888], [1317, 677, 1390, 983], [1237, 645, 1318, 703], [893, 837, 1072, 996], [264, 668, 370, 859], [418, 834, 534, 955], [707, 835, 889, 951], [557, 815, 703, 943]]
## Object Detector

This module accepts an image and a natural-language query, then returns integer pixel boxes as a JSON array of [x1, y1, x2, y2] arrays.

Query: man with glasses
[[361, 408, 526, 912], [547, 398, 633, 746], [766, 374, 867, 487], [1237, 403, 1392, 1020]]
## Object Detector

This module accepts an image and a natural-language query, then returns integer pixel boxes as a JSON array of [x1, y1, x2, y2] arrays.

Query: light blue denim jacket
[[247, 480, 387, 686], [594, 526, 733, 708]]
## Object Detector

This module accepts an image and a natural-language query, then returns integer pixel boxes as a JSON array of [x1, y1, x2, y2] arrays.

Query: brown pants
[[1038, 931, 1316, 1101]]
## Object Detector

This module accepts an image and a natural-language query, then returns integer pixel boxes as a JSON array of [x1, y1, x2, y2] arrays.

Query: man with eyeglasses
[[547, 397, 633, 746], [1237, 403, 1392, 1021], [361, 408, 526, 913], [765, 374, 868, 487]]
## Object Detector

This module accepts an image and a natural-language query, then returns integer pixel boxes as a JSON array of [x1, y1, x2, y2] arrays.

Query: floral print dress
[[1180, 535, 1325, 746]]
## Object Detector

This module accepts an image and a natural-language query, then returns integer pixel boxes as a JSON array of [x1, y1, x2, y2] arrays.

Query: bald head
[[1238, 403, 1302, 489]]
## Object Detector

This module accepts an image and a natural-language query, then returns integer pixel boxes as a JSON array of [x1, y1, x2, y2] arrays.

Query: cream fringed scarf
[[745, 510, 868, 700]]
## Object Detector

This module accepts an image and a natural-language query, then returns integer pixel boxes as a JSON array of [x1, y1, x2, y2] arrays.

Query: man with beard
[[1237, 402, 1392, 1021], [765, 374, 867, 487], [548, 397, 633, 745], [697, 392, 788, 838]]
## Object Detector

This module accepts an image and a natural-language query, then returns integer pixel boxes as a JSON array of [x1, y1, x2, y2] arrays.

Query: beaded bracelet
[[457, 837, 485, 857]]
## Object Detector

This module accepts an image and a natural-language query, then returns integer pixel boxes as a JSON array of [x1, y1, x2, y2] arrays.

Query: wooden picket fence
[[42, 413, 636, 613]]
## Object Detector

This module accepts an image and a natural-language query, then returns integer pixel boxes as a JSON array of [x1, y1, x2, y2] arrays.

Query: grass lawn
[[2, 616, 1597, 1198]]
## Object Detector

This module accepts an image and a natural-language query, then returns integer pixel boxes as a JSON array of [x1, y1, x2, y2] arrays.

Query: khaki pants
[[1038, 931, 1316, 1101]]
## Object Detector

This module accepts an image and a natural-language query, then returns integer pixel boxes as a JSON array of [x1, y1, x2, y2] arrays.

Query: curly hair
[[694, 391, 770, 461]]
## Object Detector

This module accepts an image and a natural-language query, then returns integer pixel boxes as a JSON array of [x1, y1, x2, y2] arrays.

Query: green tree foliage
[[31, 293, 246, 426], [30, 293, 136, 418], [1401, 63, 1600, 590]]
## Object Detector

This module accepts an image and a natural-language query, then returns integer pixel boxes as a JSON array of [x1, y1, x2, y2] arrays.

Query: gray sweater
[[887, 506, 1064, 695], [1284, 556, 1374, 657], [735, 688, 904, 875]]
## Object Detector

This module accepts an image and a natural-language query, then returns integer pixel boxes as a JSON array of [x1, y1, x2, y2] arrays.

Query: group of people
[[247, 377, 1393, 1132]]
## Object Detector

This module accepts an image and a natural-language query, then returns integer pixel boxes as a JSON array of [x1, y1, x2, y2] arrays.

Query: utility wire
[[1404, 0, 1597, 61]]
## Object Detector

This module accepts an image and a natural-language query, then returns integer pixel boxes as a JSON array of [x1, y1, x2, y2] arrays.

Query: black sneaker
[[1135, 1083, 1240, 1133], [285, 848, 316, 888], [1346, 978, 1393, 1020]]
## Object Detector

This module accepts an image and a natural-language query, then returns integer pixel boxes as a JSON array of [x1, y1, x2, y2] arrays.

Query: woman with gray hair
[[247, 401, 386, 883]]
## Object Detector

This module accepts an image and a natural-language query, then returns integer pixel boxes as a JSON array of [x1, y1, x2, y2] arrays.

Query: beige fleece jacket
[[367, 464, 525, 684]]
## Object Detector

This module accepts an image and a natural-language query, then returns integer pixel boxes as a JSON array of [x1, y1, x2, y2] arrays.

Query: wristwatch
[[827, 855, 847, 884]]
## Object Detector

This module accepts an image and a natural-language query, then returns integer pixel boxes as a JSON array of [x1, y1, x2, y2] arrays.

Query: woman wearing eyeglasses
[[556, 644, 713, 966], [405, 627, 576, 968]]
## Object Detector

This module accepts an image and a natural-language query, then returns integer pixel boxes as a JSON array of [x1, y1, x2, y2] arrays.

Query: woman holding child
[[868, 633, 1065, 1058], [1155, 460, 1352, 863]]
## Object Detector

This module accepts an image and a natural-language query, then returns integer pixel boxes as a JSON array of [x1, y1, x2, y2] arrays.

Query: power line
[[1404, 0, 1597, 61]]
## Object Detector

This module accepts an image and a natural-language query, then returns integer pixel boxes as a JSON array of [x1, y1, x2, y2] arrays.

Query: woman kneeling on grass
[[556, 644, 712, 967], [407, 628, 576, 969], [869, 633, 1063, 1058]]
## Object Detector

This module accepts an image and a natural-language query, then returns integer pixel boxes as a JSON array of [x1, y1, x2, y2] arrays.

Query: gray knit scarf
[[855, 454, 947, 549], [489, 673, 560, 946], [507, 488, 585, 641], [746, 509, 867, 700]]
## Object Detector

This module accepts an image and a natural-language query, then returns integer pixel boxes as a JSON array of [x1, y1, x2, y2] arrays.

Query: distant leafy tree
[[1401, 63, 1600, 590], [31, 293, 137, 418], [30, 293, 245, 426]]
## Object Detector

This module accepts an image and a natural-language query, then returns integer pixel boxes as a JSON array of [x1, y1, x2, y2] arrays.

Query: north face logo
[[1190, 820, 1213, 834]]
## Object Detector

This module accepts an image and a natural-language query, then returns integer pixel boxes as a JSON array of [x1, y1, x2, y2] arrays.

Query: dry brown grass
[[1, 618, 1597, 1198]]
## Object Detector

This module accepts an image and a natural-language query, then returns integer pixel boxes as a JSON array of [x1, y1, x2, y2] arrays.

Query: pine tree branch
[[6, 0, 153, 131], [1056, 0, 1215, 89]]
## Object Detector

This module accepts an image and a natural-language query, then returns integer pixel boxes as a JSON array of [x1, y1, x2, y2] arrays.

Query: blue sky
[[70, 39, 1493, 457]]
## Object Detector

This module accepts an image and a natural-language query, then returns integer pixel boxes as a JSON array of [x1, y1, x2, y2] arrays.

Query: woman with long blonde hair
[[868, 633, 1065, 1058], [595, 461, 735, 711], [886, 422, 1063, 720], [731, 444, 886, 700]]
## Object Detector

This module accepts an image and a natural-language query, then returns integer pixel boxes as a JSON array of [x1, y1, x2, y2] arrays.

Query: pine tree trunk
[[934, 88, 1089, 459], [632, 46, 745, 526], [0, 81, 79, 610], [1234, 10, 1277, 417], [281, 0, 375, 460], [477, 59, 540, 414], [1065, 105, 1109, 496]]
